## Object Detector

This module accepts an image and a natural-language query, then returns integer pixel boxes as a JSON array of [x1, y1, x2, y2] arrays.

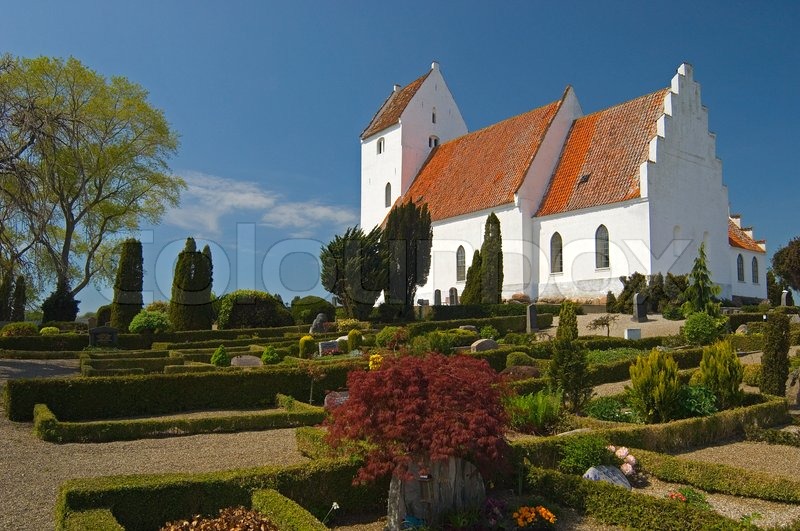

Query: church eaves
[[728, 218, 766, 253]]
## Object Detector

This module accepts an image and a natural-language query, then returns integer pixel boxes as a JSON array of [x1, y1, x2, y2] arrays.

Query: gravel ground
[[553, 313, 685, 339], [676, 440, 800, 481]]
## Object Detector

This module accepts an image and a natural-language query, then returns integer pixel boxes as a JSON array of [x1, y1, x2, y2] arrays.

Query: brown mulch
[[161, 506, 279, 530]]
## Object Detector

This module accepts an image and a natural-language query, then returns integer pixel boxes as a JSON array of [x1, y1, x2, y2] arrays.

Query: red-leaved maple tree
[[325, 353, 508, 484]]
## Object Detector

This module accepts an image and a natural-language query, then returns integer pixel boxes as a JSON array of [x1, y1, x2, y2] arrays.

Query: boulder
[[309, 313, 327, 334], [736, 324, 749, 335], [470, 338, 499, 352], [459, 325, 478, 333], [582, 465, 631, 490], [230, 355, 262, 367]]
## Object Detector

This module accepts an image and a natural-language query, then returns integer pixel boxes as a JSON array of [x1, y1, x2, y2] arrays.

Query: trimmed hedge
[[62, 509, 123, 531], [428, 303, 577, 321], [0, 349, 83, 360], [4, 362, 364, 421], [407, 315, 536, 338], [462, 346, 522, 372], [55, 458, 388, 531], [0, 333, 152, 352], [33, 395, 325, 443], [728, 312, 768, 331], [728, 333, 765, 352], [80, 368, 146, 377], [163, 364, 217, 374], [80, 356, 183, 376], [250, 489, 326, 531]]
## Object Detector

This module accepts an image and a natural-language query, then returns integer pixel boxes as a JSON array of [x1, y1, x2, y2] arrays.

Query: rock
[[459, 325, 478, 333], [309, 313, 327, 334], [230, 355, 263, 367], [470, 338, 498, 352], [556, 428, 593, 437], [324, 391, 349, 410], [337, 335, 349, 342], [582, 465, 631, 490], [498, 365, 540, 381], [736, 324, 749, 335]]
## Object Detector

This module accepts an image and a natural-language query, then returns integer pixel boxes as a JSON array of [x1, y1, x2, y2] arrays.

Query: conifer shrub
[[39, 326, 60, 336], [261, 346, 280, 365], [605, 291, 617, 313], [299, 335, 316, 359], [694, 340, 743, 410], [336, 339, 349, 353], [128, 310, 172, 334], [556, 301, 578, 343], [547, 340, 592, 413], [1, 322, 38, 337], [742, 364, 762, 386], [761, 313, 790, 396], [426, 331, 454, 354], [210, 345, 230, 367], [628, 349, 681, 423], [110, 239, 144, 332], [290, 295, 335, 325], [347, 329, 363, 352]]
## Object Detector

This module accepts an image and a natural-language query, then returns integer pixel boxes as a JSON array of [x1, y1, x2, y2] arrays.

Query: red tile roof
[[729, 219, 765, 253], [536, 89, 669, 216], [361, 72, 430, 140], [400, 95, 565, 222]]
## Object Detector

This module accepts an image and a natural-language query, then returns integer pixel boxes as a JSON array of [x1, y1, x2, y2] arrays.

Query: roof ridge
[[578, 87, 670, 120]]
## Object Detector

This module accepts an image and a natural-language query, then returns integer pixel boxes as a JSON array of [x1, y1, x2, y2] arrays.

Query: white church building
[[360, 62, 767, 305]]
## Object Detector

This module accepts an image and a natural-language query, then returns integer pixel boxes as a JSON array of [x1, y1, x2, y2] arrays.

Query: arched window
[[384, 182, 392, 208], [595, 225, 609, 269], [432, 108, 437, 124], [456, 246, 466, 281], [550, 232, 563, 273], [751, 257, 759, 284], [737, 254, 745, 282], [429, 135, 439, 148], [377, 137, 385, 154]]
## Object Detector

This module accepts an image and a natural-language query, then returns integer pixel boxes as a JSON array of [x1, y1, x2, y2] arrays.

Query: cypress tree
[[460, 250, 482, 305], [761, 313, 790, 396], [556, 300, 579, 343], [170, 238, 214, 331], [685, 242, 721, 315], [383, 201, 432, 319], [111, 239, 144, 331], [170, 237, 196, 331], [9, 275, 26, 322], [197, 244, 214, 329], [480, 213, 503, 304], [0, 269, 12, 321]]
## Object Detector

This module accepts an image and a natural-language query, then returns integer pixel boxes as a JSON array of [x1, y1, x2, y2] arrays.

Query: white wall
[[730, 248, 767, 300], [360, 125, 403, 231]]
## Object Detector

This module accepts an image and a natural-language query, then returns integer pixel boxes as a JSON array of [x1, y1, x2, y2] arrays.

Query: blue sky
[[2, 1, 798, 312]]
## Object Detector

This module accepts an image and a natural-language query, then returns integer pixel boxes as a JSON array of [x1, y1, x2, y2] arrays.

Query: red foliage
[[325, 353, 509, 484]]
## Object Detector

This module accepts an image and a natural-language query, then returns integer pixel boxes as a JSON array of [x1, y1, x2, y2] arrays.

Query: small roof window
[[578, 173, 591, 184]]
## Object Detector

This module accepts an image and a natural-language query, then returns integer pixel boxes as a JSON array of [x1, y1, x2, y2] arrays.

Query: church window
[[456, 246, 466, 281], [385, 182, 392, 208], [595, 225, 609, 269], [377, 137, 385, 154], [432, 108, 437, 124], [752, 257, 759, 284], [737, 254, 745, 282], [429, 135, 439, 148], [550, 232, 563, 273]]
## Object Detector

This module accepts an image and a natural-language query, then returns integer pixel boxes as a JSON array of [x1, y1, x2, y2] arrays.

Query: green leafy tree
[[685, 242, 721, 315], [772, 237, 800, 292], [320, 226, 385, 320], [548, 340, 592, 413], [383, 201, 432, 319], [110, 239, 143, 331], [169, 238, 213, 331], [767, 269, 792, 306], [9, 275, 25, 322], [556, 300, 579, 342], [761, 313, 790, 396], [460, 250, 482, 305], [0, 56, 183, 302], [480, 213, 503, 304]]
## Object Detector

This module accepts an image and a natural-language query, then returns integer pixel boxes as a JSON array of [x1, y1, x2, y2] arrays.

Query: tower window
[[377, 137, 385, 154], [737, 254, 745, 282], [752, 257, 759, 284], [429, 135, 439, 148], [595, 225, 609, 269], [385, 182, 392, 208], [432, 108, 437, 124], [550, 232, 563, 273], [456, 246, 466, 281]]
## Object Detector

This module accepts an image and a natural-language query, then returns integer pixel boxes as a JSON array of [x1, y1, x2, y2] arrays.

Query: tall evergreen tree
[[169, 238, 214, 331], [9, 275, 25, 322], [480, 213, 504, 304], [460, 250, 482, 305], [41, 279, 79, 322], [383, 201, 433, 319], [110, 239, 144, 331], [170, 238, 196, 331], [0, 269, 12, 321], [198, 244, 214, 329], [685, 242, 721, 315]]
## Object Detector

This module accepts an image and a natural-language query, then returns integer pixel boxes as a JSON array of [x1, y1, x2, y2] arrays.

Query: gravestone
[[433, 289, 442, 306], [624, 328, 641, 340], [87, 316, 98, 330], [387, 456, 485, 531], [231, 355, 262, 367], [318, 340, 338, 357], [526, 303, 538, 333], [448, 287, 459, 306], [309, 313, 327, 334], [632, 293, 647, 322], [582, 465, 631, 490], [88, 326, 118, 348], [324, 390, 349, 410], [782, 290, 794, 307], [470, 338, 498, 352]]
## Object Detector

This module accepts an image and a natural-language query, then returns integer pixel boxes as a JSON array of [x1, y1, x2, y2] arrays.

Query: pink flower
[[615, 447, 629, 459], [621, 462, 634, 476], [625, 454, 637, 466], [607, 445, 616, 453]]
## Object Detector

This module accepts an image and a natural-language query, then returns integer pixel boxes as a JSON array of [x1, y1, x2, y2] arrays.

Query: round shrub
[[347, 329, 363, 352], [39, 326, 60, 336], [426, 331, 454, 355], [299, 335, 316, 358], [128, 310, 172, 334], [261, 346, 280, 365], [506, 351, 536, 368], [95, 304, 112, 327], [290, 295, 335, 325], [683, 312, 721, 345], [447, 328, 479, 346], [557, 434, 615, 475], [210, 345, 230, 367], [480, 325, 499, 339], [216, 290, 293, 330], [0, 322, 38, 337], [337, 338, 349, 353], [375, 326, 408, 349]]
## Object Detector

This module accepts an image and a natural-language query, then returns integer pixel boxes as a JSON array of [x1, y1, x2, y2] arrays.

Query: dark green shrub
[[506, 351, 536, 368], [261, 346, 280, 365], [210, 345, 230, 367], [447, 328, 479, 346], [605, 291, 617, 313], [336, 339, 348, 353], [480, 325, 498, 339], [548, 340, 592, 413], [742, 364, 762, 386], [682, 312, 721, 345], [557, 434, 615, 474], [677, 385, 717, 418], [110, 238, 144, 332], [216, 290, 293, 330], [556, 301, 578, 342], [95, 304, 112, 326], [250, 489, 327, 531], [128, 310, 172, 334], [347, 329, 363, 352], [1, 322, 39, 337], [693, 340, 743, 409], [299, 335, 316, 359], [761, 312, 790, 395], [504, 389, 562, 435], [41, 281, 79, 323], [375, 326, 408, 349], [661, 303, 683, 321], [291, 296, 335, 325], [628, 349, 681, 423], [584, 396, 638, 423], [426, 331, 454, 354]]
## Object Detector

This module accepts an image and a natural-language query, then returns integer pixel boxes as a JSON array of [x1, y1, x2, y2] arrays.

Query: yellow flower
[[368, 353, 383, 370]]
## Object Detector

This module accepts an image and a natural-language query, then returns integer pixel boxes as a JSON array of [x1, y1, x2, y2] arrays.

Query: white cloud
[[164, 170, 356, 238]]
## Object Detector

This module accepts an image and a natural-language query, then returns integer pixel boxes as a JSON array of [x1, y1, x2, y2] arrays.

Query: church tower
[[360, 62, 467, 231]]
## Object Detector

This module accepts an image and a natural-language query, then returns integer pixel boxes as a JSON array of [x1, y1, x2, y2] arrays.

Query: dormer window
[[377, 137, 385, 155], [432, 108, 437, 124], [429, 135, 439, 148]]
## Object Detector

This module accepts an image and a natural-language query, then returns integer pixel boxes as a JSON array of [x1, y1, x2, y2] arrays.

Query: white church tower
[[359, 62, 467, 231]]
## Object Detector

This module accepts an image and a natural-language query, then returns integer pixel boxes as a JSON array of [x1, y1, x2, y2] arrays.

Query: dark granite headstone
[[632, 293, 647, 323], [89, 326, 118, 347], [434, 289, 442, 306], [526, 303, 538, 333], [448, 287, 459, 306], [782, 290, 794, 307]]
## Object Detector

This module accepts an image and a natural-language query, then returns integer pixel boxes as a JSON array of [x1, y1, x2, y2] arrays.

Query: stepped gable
[[536, 88, 670, 216], [728, 218, 766, 253]]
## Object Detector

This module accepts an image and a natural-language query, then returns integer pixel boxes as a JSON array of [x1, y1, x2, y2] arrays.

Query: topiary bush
[[299, 335, 316, 359], [261, 346, 281, 365], [1, 322, 39, 337], [347, 329, 363, 352], [216, 290, 293, 330], [39, 326, 60, 336], [506, 351, 536, 368], [683, 312, 722, 345], [290, 295, 335, 325], [210, 345, 230, 367], [96, 304, 112, 326], [693, 340, 743, 410], [128, 310, 172, 334], [557, 434, 615, 475], [628, 349, 681, 423], [761, 312, 790, 396], [547, 340, 592, 413], [556, 301, 578, 342]]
